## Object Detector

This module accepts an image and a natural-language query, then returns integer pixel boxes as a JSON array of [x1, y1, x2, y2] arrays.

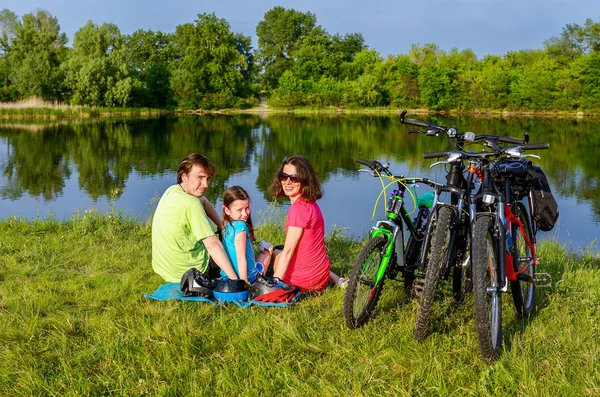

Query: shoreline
[[0, 107, 595, 119]]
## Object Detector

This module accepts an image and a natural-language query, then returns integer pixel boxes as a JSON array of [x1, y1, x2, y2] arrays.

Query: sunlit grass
[[0, 212, 598, 395], [0, 97, 165, 119]]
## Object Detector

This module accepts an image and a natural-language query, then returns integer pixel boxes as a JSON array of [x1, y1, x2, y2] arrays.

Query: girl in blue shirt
[[220, 186, 272, 283]]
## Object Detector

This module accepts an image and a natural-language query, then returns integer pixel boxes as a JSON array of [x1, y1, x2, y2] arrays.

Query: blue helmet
[[213, 278, 250, 302]]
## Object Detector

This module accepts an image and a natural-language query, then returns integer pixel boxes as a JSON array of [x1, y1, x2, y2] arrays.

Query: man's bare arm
[[200, 196, 221, 230], [202, 234, 238, 279]]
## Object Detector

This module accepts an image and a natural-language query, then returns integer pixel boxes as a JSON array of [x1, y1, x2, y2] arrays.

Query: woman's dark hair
[[222, 185, 255, 240], [269, 155, 323, 202], [177, 154, 215, 184]]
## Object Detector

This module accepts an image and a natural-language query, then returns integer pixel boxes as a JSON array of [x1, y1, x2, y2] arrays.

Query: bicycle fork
[[370, 221, 403, 287]]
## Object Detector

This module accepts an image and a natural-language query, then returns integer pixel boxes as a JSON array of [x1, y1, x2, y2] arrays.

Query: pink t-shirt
[[283, 198, 331, 292]]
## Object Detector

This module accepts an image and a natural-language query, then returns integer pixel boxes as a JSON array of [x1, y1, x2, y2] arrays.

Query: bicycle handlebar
[[423, 151, 449, 159], [477, 135, 525, 144], [400, 110, 429, 129], [423, 142, 549, 161], [521, 143, 549, 150], [401, 110, 531, 146], [356, 158, 441, 189], [356, 158, 377, 168]]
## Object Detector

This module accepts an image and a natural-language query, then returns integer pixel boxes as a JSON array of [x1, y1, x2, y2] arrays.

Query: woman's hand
[[272, 226, 303, 279], [258, 240, 273, 253]]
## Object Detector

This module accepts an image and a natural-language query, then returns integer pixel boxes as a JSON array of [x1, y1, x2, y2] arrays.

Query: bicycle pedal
[[413, 279, 425, 299], [534, 272, 552, 288]]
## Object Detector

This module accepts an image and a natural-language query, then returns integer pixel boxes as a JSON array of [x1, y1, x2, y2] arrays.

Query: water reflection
[[1, 114, 598, 250]]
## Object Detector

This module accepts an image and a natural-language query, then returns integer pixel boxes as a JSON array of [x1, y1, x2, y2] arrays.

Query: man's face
[[180, 165, 211, 197]]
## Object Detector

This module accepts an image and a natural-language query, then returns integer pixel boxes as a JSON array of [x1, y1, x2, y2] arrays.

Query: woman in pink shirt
[[269, 156, 345, 292]]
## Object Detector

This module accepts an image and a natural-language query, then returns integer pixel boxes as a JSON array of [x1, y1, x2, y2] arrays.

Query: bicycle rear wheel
[[472, 215, 502, 363], [343, 236, 387, 329], [414, 206, 453, 340], [510, 202, 536, 317]]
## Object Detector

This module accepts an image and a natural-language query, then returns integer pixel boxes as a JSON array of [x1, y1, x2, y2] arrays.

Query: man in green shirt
[[152, 153, 238, 282]]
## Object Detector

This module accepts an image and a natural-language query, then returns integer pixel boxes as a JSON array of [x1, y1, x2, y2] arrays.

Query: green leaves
[[169, 13, 248, 109]]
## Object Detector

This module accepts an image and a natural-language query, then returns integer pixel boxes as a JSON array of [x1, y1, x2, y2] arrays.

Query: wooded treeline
[[0, 7, 599, 111]]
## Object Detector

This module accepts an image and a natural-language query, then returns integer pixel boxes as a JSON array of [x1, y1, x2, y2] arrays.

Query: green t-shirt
[[152, 184, 215, 282]]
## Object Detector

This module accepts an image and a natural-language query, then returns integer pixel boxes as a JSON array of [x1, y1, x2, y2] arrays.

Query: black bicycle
[[400, 111, 529, 341], [423, 138, 552, 362]]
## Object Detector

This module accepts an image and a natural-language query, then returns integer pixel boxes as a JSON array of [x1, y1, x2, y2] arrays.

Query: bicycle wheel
[[414, 206, 453, 340], [510, 202, 536, 317], [343, 235, 387, 329], [472, 215, 502, 363]]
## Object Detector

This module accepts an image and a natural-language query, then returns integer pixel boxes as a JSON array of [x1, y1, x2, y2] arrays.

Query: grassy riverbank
[[0, 213, 598, 396], [0, 98, 166, 119], [1, 98, 596, 119]]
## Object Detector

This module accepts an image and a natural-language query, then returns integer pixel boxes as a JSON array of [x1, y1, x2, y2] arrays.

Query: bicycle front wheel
[[343, 236, 387, 329], [414, 206, 453, 341], [472, 215, 502, 363], [511, 202, 536, 317]]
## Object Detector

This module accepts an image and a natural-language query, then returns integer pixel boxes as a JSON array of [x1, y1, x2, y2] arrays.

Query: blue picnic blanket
[[144, 283, 301, 308]]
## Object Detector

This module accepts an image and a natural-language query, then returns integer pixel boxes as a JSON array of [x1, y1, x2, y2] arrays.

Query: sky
[[3, 0, 599, 58]]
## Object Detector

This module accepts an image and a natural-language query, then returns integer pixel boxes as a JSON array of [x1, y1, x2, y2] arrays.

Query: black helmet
[[250, 274, 287, 299], [250, 274, 300, 303], [180, 268, 214, 298], [213, 278, 250, 302]]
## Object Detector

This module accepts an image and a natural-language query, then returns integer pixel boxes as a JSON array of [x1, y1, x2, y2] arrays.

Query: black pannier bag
[[526, 164, 559, 231]]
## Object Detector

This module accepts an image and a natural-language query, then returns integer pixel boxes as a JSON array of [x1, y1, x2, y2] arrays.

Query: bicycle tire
[[414, 206, 454, 341], [343, 236, 387, 329], [472, 215, 502, 363], [510, 202, 536, 317]]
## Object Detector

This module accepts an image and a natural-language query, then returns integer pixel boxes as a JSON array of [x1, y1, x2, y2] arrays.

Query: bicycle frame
[[419, 162, 473, 279], [369, 180, 430, 287], [469, 160, 539, 288]]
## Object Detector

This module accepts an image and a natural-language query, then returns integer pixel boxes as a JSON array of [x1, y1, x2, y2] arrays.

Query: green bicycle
[[343, 158, 439, 329]]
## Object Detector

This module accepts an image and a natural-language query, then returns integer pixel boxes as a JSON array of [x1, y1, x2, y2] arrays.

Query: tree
[[292, 29, 366, 81], [8, 9, 68, 100], [545, 18, 600, 59], [62, 21, 139, 106], [378, 55, 420, 107], [509, 54, 557, 110], [0, 9, 18, 88], [125, 29, 173, 107], [471, 55, 513, 109], [256, 6, 316, 90], [169, 13, 247, 109], [234, 32, 255, 98], [418, 65, 455, 110]]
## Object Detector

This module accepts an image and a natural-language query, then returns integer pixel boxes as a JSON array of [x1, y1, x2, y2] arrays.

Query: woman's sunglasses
[[279, 172, 300, 184]]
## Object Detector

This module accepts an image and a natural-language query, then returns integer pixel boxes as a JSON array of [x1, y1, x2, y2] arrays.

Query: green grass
[[0, 212, 599, 396]]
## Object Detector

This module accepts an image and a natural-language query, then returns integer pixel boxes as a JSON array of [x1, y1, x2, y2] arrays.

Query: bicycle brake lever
[[359, 169, 378, 177], [429, 160, 447, 168], [521, 154, 540, 160]]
